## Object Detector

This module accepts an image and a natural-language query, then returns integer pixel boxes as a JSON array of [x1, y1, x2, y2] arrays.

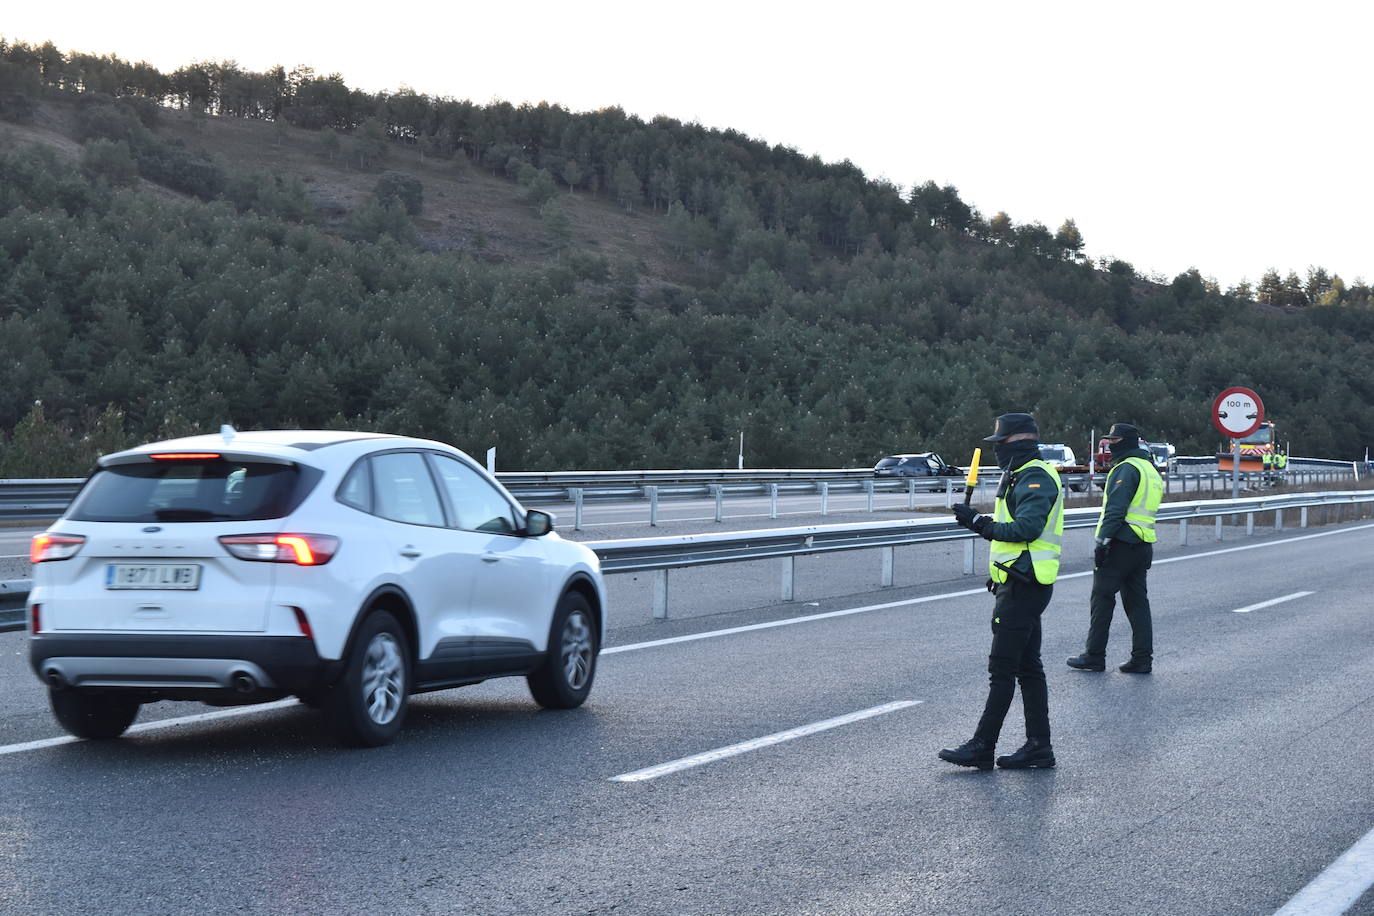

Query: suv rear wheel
[[50, 690, 141, 740], [527, 591, 598, 709], [322, 610, 410, 747]]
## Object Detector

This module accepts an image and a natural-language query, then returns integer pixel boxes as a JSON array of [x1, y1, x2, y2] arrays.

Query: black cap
[[983, 413, 1039, 442], [1105, 422, 1140, 440]]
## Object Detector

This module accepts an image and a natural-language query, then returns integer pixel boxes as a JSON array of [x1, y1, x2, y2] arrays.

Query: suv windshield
[[68, 460, 309, 522], [875, 458, 903, 469], [1039, 447, 1066, 462]]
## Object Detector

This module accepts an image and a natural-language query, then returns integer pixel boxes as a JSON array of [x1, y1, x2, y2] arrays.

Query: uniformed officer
[[1067, 422, 1163, 674], [941, 412, 1064, 771]]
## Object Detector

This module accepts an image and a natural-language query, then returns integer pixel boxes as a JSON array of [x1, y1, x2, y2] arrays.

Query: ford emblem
[[142, 526, 163, 533]]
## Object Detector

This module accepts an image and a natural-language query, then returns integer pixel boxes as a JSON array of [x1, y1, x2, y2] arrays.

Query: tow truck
[[1217, 420, 1277, 473]]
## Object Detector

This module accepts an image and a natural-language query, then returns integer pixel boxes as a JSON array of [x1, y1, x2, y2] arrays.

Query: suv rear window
[[67, 460, 315, 522], [875, 458, 902, 469]]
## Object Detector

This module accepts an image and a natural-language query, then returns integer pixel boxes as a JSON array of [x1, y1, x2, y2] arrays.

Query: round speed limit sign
[[1211, 387, 1264, 439]]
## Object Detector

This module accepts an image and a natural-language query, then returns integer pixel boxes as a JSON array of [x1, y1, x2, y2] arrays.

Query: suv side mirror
[[524, 509, 555, 537]]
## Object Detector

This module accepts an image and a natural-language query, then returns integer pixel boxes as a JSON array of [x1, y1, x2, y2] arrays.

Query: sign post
[[1211, 387, 1264, 500]]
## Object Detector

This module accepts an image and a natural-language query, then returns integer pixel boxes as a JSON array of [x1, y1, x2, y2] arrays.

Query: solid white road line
[[609, 700, 922, 782], [600, 589, 988, 655], [1273, 825, 1374, 916], [1233, 591, 1314, 614], [0, 698, 300, 757]]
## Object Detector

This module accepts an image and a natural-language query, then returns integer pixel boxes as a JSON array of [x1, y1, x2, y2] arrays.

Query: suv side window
[[337, 460, 373, 512], [371, 452, 446, 527], [428, 454, 520, 535]]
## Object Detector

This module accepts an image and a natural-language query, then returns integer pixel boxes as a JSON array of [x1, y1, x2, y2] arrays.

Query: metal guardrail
[[586, 489, 1374, 618], [0, 578, 31, 631], [0, 479, 85, 519], [0, 463, 1360, 525], [3, 488, 1370, 632]]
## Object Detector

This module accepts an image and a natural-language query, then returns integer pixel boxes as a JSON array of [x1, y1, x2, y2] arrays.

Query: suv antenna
[[220, 424, 237, 444]]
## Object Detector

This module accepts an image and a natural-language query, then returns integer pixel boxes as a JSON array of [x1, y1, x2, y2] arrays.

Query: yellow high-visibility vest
[[1096, 456, 1164, 543], [989, 458, 1064, 585]]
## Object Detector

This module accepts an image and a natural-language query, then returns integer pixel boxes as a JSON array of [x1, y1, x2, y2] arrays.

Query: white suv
[[28, 429, 605, 747]]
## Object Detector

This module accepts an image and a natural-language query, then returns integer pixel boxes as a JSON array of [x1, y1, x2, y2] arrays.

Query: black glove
[[970, 514, 994, 540], [952, 503, 978, 529], [1094, 540, 1110, 570], [986, 578, 996, 593]]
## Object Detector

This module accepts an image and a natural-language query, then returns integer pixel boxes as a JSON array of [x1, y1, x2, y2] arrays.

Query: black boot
[[1066, 654, 1105, 671], [938, 737, 994, 771], [996, 738, 1056, 769], [1119, 659, 1152, 674]]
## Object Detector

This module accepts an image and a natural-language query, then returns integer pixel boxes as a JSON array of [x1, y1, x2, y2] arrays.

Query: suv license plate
[[105, 564, 202, 590]]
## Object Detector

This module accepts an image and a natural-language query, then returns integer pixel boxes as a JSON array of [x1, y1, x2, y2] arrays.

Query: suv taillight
[[31, 534, 86, 563], [31, 604, 41, 633], [218, 534, 339, 565]]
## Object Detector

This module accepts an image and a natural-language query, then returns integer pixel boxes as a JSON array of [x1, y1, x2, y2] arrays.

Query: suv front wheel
[[323, 610, 410, 747], [527, 591, 598, 709]]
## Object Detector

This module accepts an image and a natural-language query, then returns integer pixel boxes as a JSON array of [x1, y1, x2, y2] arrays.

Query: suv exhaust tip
[[44, 668, 68, 690], [230, 671, 257, 694]]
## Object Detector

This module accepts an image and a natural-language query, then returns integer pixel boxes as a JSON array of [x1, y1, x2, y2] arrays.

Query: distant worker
[[1276, 451, 1288, 475], [942, 412, 1064, 771], [1067, 422, 1163, 675]]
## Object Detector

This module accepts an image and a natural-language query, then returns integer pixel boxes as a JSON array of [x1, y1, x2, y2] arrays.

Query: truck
[[1094, 438, 1173, 476], [1217, 420, 1277, 473], [1038, 443, 1090, 492]]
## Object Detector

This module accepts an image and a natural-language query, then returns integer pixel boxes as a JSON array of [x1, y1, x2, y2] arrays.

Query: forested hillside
[[1, 38, 1372, 475]]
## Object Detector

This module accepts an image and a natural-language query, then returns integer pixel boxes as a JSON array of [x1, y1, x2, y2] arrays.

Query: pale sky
[[6, 1, 1371, 287]]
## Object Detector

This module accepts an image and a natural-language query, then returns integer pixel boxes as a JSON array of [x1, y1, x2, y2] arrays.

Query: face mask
[[1108, 437, 1138, 456], [995, 440, 1037, 469]]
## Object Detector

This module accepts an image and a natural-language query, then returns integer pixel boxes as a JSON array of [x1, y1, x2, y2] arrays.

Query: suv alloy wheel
[[527, 591, 598, 709], [323, 610, 411, 747]]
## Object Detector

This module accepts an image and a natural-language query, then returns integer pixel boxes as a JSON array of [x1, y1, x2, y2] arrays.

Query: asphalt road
[[2, 516, 1373, 913]]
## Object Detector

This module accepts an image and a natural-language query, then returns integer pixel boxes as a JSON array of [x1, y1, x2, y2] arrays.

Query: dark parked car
[[873, 452, 963, 487]]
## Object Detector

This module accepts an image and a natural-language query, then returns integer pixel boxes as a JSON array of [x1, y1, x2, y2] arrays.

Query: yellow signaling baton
[[963, 448, 981, 505]]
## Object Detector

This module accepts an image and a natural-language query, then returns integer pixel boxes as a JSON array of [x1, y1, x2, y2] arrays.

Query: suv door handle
[[481, 553, 500, 563], [400, 548, 422, 558]]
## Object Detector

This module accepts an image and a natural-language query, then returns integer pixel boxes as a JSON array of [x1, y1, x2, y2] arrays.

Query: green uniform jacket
[[1098, 447, 1152, 543], [985, 459, 1059, 578]]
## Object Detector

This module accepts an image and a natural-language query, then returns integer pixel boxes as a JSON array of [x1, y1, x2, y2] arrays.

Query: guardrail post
[[820, 482, 830, 517], [910, 479, 919, 509], [711, 485, 724, 523], [781, 556, 795, 601], [942, 479, 951, 509], [1214, 516, 1223, 541], [865, 480, 875, 514], [963, 538, 975, 575], [1301, 506, 1309, 528], [881, 546, 895, 588], [1179, 518, 1189, 546], [652, 569, 669, 619], [769, 483, 779, 519], [1246, 512, 1254, 536], [1275, 508, 1283, 532], [571, 488, 584, 530], [646, 486, 659, 527]]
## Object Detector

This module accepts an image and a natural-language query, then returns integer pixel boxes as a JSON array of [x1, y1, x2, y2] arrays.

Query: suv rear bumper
[[30, 633, 334, 694]]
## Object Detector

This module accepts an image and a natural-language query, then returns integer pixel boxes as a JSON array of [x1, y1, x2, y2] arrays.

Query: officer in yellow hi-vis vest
[[942, 412, 1064, 771], [1068, 422, 1163, 675]]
